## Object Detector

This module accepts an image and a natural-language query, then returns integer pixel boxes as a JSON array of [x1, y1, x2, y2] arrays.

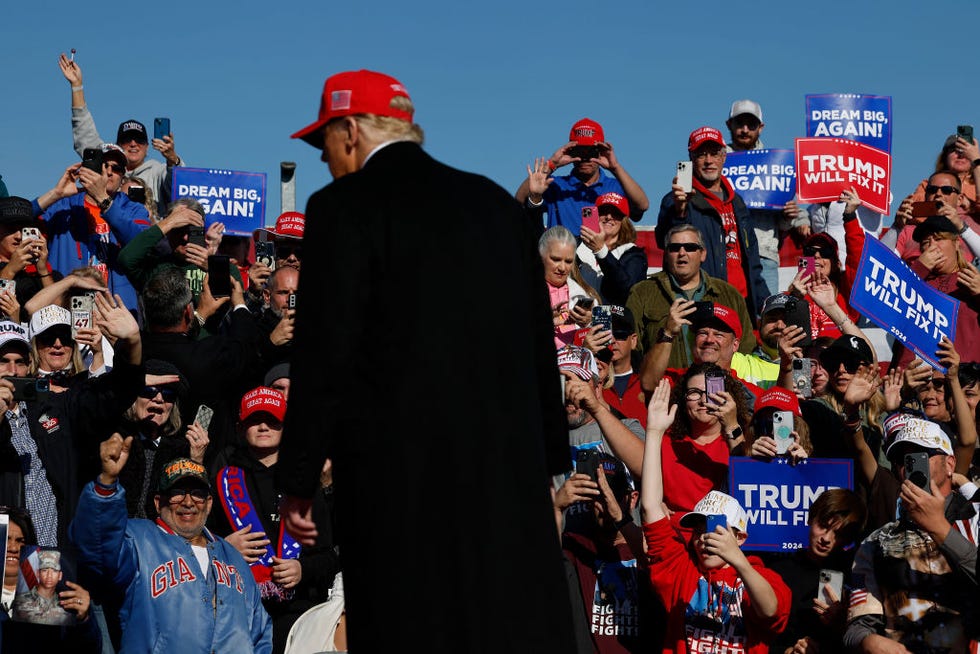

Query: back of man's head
[[141, 268, 193, 330]]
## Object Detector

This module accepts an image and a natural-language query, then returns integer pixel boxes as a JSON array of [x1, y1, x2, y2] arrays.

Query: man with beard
[[256, 266, 297, 371], [70, 445, 271, 653]]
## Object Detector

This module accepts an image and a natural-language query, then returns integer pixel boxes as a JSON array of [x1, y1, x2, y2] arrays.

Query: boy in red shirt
[[640, 379, 791, 653]]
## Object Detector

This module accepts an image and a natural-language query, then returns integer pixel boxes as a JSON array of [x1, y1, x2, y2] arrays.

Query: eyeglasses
[[666, 242, 702, 253], [685, 388, 708, 402], [692, 149, 725, 160], [277, 244, 303, 259], [802, 246, 831, 258], [925, 184, 958, 196], [139, 386, 177, 402], [164, 488, 209, 504]]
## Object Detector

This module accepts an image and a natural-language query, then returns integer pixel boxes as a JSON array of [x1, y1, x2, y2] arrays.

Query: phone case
[[575, 449, 600, 481], [0, 279, 15, 295], [154, 118, 171, 141], [705, 514, 727, 533], [676, 161, 693, 193], [591, 305, 612, 332], [773, 410, 795, 454], [194, 405, 214, 431], [705, 373, 725, 404], [818, 569, 844, 604], [581, 206, 601, 233], [255, 242, 276, 270], [791, 358, 813, 398], [904, 452, 931, 493], [188, 226, 206, 249], [20, 227, 40, 242]]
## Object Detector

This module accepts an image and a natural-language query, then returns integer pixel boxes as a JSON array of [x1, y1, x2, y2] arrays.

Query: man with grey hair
[[626, 224, 756, 370], [280, 69, 576, 652]]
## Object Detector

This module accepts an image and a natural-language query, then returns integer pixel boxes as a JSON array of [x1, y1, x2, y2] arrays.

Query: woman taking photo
[[577, 192, 646, 306], [539, 226, 600, 348]]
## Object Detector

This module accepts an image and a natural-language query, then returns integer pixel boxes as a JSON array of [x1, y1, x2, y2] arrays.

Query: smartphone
[[127, 185, 146, 204], [81, 147, 103, 174], [575, 448, 600, 482], [818, 569, 844, 604], [154, 117, 171, 141], [571, 295, 595, 312], [0, 279, 15, 296], [70, 295, 94, 338], [20, 227, 40, 243], [287, 292, 296, 311], [9, 377, 50, 402], [957, 124, 974, 144], [591, 305, 612, 332], [188, 225, 206, 249], [911, 200, 942, 218], [705, 514, 727, 533], [207, 255, 232, 298], [783, 296, 812, 349], [254, 241, 276, 270], [691, 300, 714, 326], [773, 410, 795, 454], [904, 452, 931, 493], [676, 161, 693, 193], [570, 145, 599, 161], [798, 256, 816, 278], [581, 206, 601, 233], [791, 358, 813, 398], [194, 404, 214, 431], [705, 370, 726, 405]]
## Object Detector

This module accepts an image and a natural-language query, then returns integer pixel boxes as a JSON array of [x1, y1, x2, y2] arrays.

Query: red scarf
[[692, 176, 746, 295]]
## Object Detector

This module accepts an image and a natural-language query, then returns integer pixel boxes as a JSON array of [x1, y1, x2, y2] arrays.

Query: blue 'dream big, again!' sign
[[729, 457, 853, 552], [721, 149, 796, 209], [172, 168, 267, 236], [849, 237, 959, 372], [806, 94, 892, 153]]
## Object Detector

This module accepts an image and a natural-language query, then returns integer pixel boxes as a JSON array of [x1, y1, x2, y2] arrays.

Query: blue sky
[[2, 1, 976, 230]]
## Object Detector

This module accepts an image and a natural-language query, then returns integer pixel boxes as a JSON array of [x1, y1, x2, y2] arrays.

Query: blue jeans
[[760, 257, 779, 300]]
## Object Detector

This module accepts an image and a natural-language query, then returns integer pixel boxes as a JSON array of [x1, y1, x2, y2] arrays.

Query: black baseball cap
[[117, 119, 148, 144], [912, 216, 959, 243]]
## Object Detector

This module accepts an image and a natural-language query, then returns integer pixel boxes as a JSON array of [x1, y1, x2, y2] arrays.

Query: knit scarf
[[692, 176, 746, 295]]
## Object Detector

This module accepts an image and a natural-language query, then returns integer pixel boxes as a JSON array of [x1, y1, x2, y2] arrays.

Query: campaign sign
[[795, 138, 891, 215], [729, 457, 853, 552], [172, 168, 267, 236], [721, 149, 796, 209], [850, 237, 959, 372], [806, 94, 892, 153]]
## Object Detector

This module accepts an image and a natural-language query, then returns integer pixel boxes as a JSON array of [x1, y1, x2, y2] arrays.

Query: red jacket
[[603, 371, 647, 428], [643, 519, 790, 654]]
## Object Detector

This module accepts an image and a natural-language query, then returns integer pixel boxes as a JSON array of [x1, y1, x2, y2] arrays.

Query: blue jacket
[[32, 192, 150, 310], [654, 184, 768, 318], [69, 481, 272, 654]]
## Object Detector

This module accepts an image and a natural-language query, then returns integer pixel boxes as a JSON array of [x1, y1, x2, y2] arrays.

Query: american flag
[[17, 545, 39, 593], [849, 588, 868, 607]]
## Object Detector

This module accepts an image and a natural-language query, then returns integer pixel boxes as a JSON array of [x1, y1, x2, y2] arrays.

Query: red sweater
[[643, 519, 791, 654]]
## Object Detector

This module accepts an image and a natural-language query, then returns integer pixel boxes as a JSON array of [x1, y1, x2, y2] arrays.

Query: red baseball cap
[[240, 386, 287, 422], [688, 126, 727, 152], [254, 211, 305, 241], [569, 118, 604, 146], [692, 303, 742, 339], [292, 70, 413, 147], [756, 387, 802, 416], [596, 192, 629, 217]]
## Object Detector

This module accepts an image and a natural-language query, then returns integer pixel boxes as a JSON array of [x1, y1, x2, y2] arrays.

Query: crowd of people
[[0, 57, 978, 654]]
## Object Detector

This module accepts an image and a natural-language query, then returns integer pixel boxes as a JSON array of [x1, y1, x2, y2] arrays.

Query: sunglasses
[[139, 386, 177, 402], [823, 357, 867, 374], [277, 244, 303, 259], [666, 242, 702, 253], [612, 329, 634, 341], [107, 163, 125, 175], [802, 246, 831, 258], [919, 378, 946, 392], [36, 330, 74, 347], [164, 488, 209, 504], [925, 184, 958, 196]]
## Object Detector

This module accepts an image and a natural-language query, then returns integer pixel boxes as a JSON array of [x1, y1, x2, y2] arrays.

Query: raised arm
[[639, 298, 693, 393], [640, 380, 676, 524], [596, 142, 649, 218], [937, 337, 978, 475]]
